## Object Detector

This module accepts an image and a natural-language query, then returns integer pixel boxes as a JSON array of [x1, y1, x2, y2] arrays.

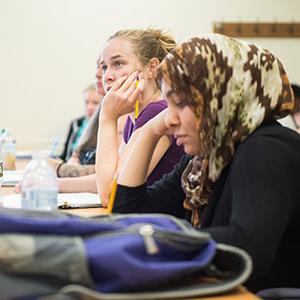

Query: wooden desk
[[187, 287, 259, 300], [0, 162, 260, 300]]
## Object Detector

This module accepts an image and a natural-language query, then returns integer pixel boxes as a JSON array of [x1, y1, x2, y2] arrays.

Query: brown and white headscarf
[[158, 34, 294, 227]]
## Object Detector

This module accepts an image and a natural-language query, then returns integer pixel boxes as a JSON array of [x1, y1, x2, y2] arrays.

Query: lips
[[175, 135, 187, 146]]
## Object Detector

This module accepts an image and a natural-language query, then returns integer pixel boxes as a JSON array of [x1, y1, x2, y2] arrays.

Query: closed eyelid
[[166, 91, 182, 103], [112, 59, 125, 66]]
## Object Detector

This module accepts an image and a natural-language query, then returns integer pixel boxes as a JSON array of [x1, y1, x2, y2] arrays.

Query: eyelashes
[[99, 60, 123, 74]]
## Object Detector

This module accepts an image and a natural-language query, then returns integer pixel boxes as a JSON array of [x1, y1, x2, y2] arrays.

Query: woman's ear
[[147, 58, 160, 79]]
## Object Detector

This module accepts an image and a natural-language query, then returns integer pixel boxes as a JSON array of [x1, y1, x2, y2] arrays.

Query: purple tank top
[[123, 100, 185, 185]]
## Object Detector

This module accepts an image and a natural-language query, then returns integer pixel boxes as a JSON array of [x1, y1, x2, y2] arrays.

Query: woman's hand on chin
[[100, 71, 144, 121]]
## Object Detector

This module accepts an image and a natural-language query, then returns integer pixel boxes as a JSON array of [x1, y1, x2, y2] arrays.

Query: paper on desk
[[57, 193, 101, 208], [16, 151, 33, 159], [2, 170, 24, 186], [0, 194, 21, 209], [0, 192, 101, 209]]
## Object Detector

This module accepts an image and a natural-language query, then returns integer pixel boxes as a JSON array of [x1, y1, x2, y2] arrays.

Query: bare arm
[[96, 115, 120, 205], [117, 115, 128, 144], [56, 114, 127, 196], [96, 72, 142, 206], [118, 127, 171, 182], [118, 110, 172, 187], [58, 174, 97, 193], [57, 163, 95, 177]]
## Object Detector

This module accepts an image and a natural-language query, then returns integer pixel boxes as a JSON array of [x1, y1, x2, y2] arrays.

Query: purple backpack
[[0, 208, 252, 299]]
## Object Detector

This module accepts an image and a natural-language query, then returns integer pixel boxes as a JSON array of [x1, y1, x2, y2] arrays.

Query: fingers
[[110, 71, 138, 93], [127, 78, 144, 104], [110, 75, 128, 92], [122, 78, 138, 100], [104, 71, 144, 116], [119, 71, 139, 93], [117, 72, 144, 108]]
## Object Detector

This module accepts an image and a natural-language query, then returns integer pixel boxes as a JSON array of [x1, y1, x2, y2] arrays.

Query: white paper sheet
[[57, 193, 102, 208], [0, 192, 102, 209], [16, 151, 33, 159]]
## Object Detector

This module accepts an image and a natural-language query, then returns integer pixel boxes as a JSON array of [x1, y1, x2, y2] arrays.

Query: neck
[[129, 88, 162, 122], [141, 89, 162, 109]]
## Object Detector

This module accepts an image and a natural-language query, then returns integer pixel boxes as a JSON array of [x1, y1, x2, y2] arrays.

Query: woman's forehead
[[161, 79, 182, 102], [100, 38, 136, 62]]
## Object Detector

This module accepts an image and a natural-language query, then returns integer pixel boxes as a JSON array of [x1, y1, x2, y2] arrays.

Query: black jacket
[[60, 116, 85, 161], [114, 120, 300, 291]]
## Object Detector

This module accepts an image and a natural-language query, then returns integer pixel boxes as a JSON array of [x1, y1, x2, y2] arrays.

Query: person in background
[[290, 83, 300, 131], [55, 103, 127, 177], [278, 83, 300, 132], [113, 34, 300, 291], [55, 104, 101, 177], [60, 83, 102, 162]]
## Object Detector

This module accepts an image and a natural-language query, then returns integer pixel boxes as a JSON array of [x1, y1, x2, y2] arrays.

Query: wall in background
[[1, 0, 300, 151]]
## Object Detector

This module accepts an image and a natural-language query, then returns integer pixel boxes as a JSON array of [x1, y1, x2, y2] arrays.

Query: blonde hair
[[108, 28, 176, 65], [83, 83, 97, 94]]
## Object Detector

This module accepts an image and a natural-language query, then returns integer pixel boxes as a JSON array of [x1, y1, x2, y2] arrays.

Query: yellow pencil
[[135, 79, 139, 119], [107, 177, 118, 214]]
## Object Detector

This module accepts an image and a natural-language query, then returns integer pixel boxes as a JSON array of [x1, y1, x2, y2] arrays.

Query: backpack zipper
[[138, 224, 159, 255]]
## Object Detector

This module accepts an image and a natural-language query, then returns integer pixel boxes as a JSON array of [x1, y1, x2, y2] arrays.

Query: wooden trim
[[213, 22, 300, 38]]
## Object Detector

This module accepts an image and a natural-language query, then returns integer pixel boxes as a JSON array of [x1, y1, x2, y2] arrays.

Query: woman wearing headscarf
[[113, 34, 300, 291]]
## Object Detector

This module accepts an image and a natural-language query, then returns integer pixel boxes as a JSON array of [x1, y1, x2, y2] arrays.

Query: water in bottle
[[0, 146, 3, 188], [0, 129, 16, 170], [21, 152, 58, 210]]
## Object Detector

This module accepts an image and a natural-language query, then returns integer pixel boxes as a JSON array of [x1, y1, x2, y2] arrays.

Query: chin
[[183, 144, 201, 156], [183, 145, 195, 155]]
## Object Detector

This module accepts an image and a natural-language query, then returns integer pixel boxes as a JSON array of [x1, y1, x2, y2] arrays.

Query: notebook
[[0, 193, 102, 209]]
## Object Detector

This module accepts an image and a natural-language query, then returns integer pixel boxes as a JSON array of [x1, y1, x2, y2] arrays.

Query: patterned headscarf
[[158, 34, 294, 227]]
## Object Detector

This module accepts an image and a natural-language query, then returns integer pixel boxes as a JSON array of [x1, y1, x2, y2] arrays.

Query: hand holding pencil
[[100, 71, 143, 121]]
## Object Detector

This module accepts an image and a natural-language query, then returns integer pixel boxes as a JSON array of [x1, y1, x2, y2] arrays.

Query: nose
[[95, 64, 102, 81], [102, 67, 115, 87], [165, 107, 179, 129]]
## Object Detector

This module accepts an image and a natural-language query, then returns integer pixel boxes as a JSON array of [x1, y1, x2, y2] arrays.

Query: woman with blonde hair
[[56, 28, 185, 206]]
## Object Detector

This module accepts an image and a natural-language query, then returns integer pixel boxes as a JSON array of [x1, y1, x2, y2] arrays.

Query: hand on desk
[[14, 182, 22, 193]]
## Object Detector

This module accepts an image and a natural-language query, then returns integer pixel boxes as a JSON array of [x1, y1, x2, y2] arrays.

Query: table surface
[[0, 159, 260, 300]]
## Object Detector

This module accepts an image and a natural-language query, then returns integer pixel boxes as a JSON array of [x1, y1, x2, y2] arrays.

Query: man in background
[[60, 84, 101, 161]]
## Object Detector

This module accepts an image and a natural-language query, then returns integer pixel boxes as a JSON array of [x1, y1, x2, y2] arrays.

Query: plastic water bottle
[[21, 153, 58, 210], [0, 129, 16, 170], [0, 146, 3, 188]]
